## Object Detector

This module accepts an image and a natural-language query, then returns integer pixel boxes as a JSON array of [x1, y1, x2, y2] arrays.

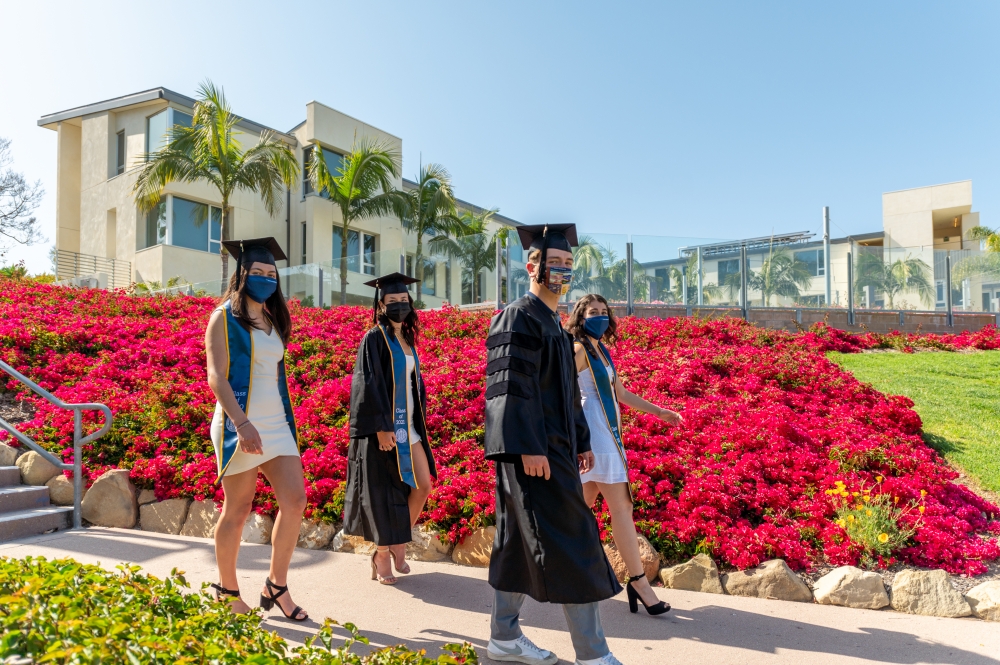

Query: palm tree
[[133, 81, 299, 283], [667, 253, 721, 305], [568, 240, 650, 302], [310, 138, 409, 305], [401, 164, 463, 306], [429, 208, 506, 304], [723, 248, 813, 306], [854, 252, 934, 308], [966, 225, 1000, 252]]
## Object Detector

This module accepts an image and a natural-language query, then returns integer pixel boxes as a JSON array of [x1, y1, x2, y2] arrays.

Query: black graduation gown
[[485, 293, 622, 604], [344, 327, 438, 546]]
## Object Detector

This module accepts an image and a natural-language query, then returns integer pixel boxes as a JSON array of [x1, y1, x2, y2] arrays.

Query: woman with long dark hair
[[344, 272, 437, 585], [566, 293, 682, 617], [205, 237, 308, 621]]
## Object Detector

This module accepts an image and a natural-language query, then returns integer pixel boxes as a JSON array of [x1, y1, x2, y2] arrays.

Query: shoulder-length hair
[[565, 293, 619, 350], [219, 268, 292, 344], [376, 292, 420, 347]]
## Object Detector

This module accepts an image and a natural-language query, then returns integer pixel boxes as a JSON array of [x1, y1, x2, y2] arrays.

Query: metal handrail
[[0, 359, 112, 529]]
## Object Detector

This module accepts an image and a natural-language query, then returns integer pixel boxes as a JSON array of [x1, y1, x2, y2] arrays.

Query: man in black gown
[[484, 224, 622, 665]]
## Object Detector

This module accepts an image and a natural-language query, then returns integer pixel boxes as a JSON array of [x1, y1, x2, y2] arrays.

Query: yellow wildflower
[[856, 504, 863, 510], [920, 489, 927, 498], [878, 533, 889, 543], [847, 515, 855, 522], [876, 476, 883, 483], [836, 519, 846, 528], [863, 495, 871, 503], [919, 506, 925, 514], [866, 510, 873, 517], [894, 496, 899, 504], [852, 492, 860, 497]]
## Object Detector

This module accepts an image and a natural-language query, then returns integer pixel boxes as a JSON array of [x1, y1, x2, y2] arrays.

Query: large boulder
[[721, 559, 813, 602], [964, 581, 1000, 621], [330, 530, 377, 556], [297, 518, 336, 550], [0, 442, 18, 466], [452, 526, 496, 567], [603, 535, 661, 583], [137, 489, 157, 506], [890, 569, 972, 617], [813, 566, 889, 609], [407, 525, 453, 561], [660, 553, 725, 594], [81, 469, 138, 528], [45, 474, 85, 506], [180, 499, 220, 538], [16, 450, 61, 486], [139, 498, 192, 535], [241, 513, 274, 544]]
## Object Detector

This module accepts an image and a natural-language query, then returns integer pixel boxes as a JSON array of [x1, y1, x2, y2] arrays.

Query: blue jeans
[[491, 589, 609, 661]]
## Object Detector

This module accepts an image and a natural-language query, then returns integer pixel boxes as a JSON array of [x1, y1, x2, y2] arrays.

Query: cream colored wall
[[883, 181, 972, 249], [134, 244, 224, 286], [55, 121, 82, 254]]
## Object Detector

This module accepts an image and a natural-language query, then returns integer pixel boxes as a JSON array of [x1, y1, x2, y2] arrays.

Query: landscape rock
[[241, 513, 274, 544], [813, 566, 889, 609], [81, 469, 138, 528], [139, 498, 192, 535], [179, 499, 220, 538], [721, 559, 813, 602], [406, 525, 454, 561], [964, 580, 1000, 621], [297, 518, 337, 550], [330, 529, 377, 555], [0, 442, 17, 466], [137, 489, 157, 506], [16, 450, 61, 486], [659, 553, 725, 594], [452, 526, 495, 567], [45, 474, 84, 506], [603, 535, 662, 583], [890, 569, 972, 617]]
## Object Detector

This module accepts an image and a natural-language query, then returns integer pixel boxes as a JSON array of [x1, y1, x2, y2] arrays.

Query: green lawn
[[830, 351, 1000, 494]]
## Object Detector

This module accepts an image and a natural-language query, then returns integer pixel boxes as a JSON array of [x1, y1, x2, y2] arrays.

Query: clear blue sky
[[3, 0, 998, 273]]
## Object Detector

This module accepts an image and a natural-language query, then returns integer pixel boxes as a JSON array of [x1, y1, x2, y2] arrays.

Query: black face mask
[[385, 301, 412, 323]]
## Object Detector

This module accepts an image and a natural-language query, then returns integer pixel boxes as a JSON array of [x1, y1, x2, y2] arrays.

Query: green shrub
[[0, 556, 477, 665], [827, 479, 921, 567]]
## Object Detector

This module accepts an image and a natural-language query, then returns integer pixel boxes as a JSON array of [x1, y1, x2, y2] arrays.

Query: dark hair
[[376, 292, 419, 347], [220, 265, 292, 344], [565, 294, 619, 352]]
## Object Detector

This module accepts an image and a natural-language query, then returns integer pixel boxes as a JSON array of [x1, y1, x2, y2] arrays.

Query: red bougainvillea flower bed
[[1, 279, 998, 575]]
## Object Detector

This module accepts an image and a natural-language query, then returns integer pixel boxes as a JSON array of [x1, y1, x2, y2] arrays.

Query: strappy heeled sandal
[[389, 547, 410, 575], [259, 578, 308, 621], [371, 549, 397, 585], [211, 583, 244, 610], [626, 573, 670, 615]]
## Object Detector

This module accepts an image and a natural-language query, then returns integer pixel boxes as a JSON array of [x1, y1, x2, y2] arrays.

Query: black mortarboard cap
[[515, 224, 579, 252], [363, 272, 420, 295], [222, 237, 287, 265]]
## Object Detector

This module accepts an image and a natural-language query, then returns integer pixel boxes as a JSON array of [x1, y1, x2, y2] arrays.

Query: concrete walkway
[[1, 528, 997, 665]]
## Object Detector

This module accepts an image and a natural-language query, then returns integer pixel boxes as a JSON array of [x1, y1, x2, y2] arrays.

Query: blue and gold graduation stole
[[215, 301, 298, 482], [378, 324, 422, 489], [580, 340, 633, 499]]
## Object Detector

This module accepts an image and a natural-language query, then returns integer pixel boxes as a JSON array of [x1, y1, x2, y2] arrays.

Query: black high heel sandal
[[626, 573, 670, 615], [259, 578, 308, 621], [211, 583, 241, 602]]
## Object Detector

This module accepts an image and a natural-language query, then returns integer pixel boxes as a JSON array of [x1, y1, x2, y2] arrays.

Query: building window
[[302, 147, 314, 196], [654, 268, 669, 292], [334, 227, 376, 274], [936, 281, 945, 307], [146, 108, 193, 157], [116, 131, 126, 175], [718, 259, 740, 282], [138, 195, 220, 253], [445, 260, 452, 302], [143, 201, 167, 249], [422, 259, 436, 296], [793, 249, 825, 277], [300, 222, 307, 265], [303, 145, 344, 197]]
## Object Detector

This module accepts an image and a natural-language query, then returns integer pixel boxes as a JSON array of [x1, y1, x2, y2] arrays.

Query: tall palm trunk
[[220, 199, 231, 291], [339, 223, 350, 306], [415, 234, 424, 305]]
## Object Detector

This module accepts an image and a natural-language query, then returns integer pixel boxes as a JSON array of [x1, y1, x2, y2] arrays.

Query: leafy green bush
[[0, 556, 477, 665], [827, 479, 921, 567]]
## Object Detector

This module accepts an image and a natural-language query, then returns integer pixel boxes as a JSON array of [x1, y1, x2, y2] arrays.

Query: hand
[[578, 450, 595, 474], [237, 421, 264, 455], [657, 408, 682, 425], [377, 431, 397, 451], [521, 454, 551, 480]]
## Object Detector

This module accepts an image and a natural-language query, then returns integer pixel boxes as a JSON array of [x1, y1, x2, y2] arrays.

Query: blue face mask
[[583, 315, 610, 340], [246, 275, 278, 303]]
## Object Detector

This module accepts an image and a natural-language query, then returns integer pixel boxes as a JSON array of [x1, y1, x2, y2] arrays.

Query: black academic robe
[[344, 327, 438, 546], [485, 293, 622, 604]]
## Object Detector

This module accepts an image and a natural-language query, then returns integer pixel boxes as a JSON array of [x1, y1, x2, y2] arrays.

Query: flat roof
[[402, 178, 521, 227], [641, 230, 885, 267], [38, 87, 295, 142], [883, 180, 971, 195]]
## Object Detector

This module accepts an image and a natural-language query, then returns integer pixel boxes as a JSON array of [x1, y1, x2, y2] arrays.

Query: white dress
[[578, 360, 628, 485], [404, 353, 421, 446], [211, 326, 299, 476]]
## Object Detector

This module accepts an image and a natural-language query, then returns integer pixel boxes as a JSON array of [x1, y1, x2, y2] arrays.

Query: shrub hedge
[[0, 556, 477, 664]]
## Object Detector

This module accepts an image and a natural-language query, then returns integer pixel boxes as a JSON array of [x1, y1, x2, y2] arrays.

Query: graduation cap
[[515, 224, 579, 284], [222, 237, 287, 284], [363, 272, 420, 320]]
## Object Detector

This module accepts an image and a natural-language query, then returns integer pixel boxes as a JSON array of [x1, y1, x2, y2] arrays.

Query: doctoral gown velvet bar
[[344, 327, 437, 546], [484, 293, 621, 604]]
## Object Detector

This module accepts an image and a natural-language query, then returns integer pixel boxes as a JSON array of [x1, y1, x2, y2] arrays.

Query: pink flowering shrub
[[1, 280, 997, 574]]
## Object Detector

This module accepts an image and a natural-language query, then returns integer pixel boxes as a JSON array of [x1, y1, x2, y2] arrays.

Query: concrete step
[[0, 485, 50, 514], [0, 506, 73, 543], [0, 466, 20, 487]]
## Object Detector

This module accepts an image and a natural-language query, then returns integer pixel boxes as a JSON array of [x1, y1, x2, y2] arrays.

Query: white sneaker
[[487, 635, 558, 664], [576, 653, 624, 665]]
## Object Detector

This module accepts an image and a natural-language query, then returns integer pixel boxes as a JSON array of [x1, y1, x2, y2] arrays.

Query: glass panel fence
[[631, 234, 736, 307]]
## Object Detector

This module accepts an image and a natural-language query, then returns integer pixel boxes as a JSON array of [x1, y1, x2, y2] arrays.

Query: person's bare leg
[[582, 480, 601, 509], [391, 443, 433, 572], [259, 455, 308, 619], [599, 481, 660, 607], [215, 468, 258, 613]]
